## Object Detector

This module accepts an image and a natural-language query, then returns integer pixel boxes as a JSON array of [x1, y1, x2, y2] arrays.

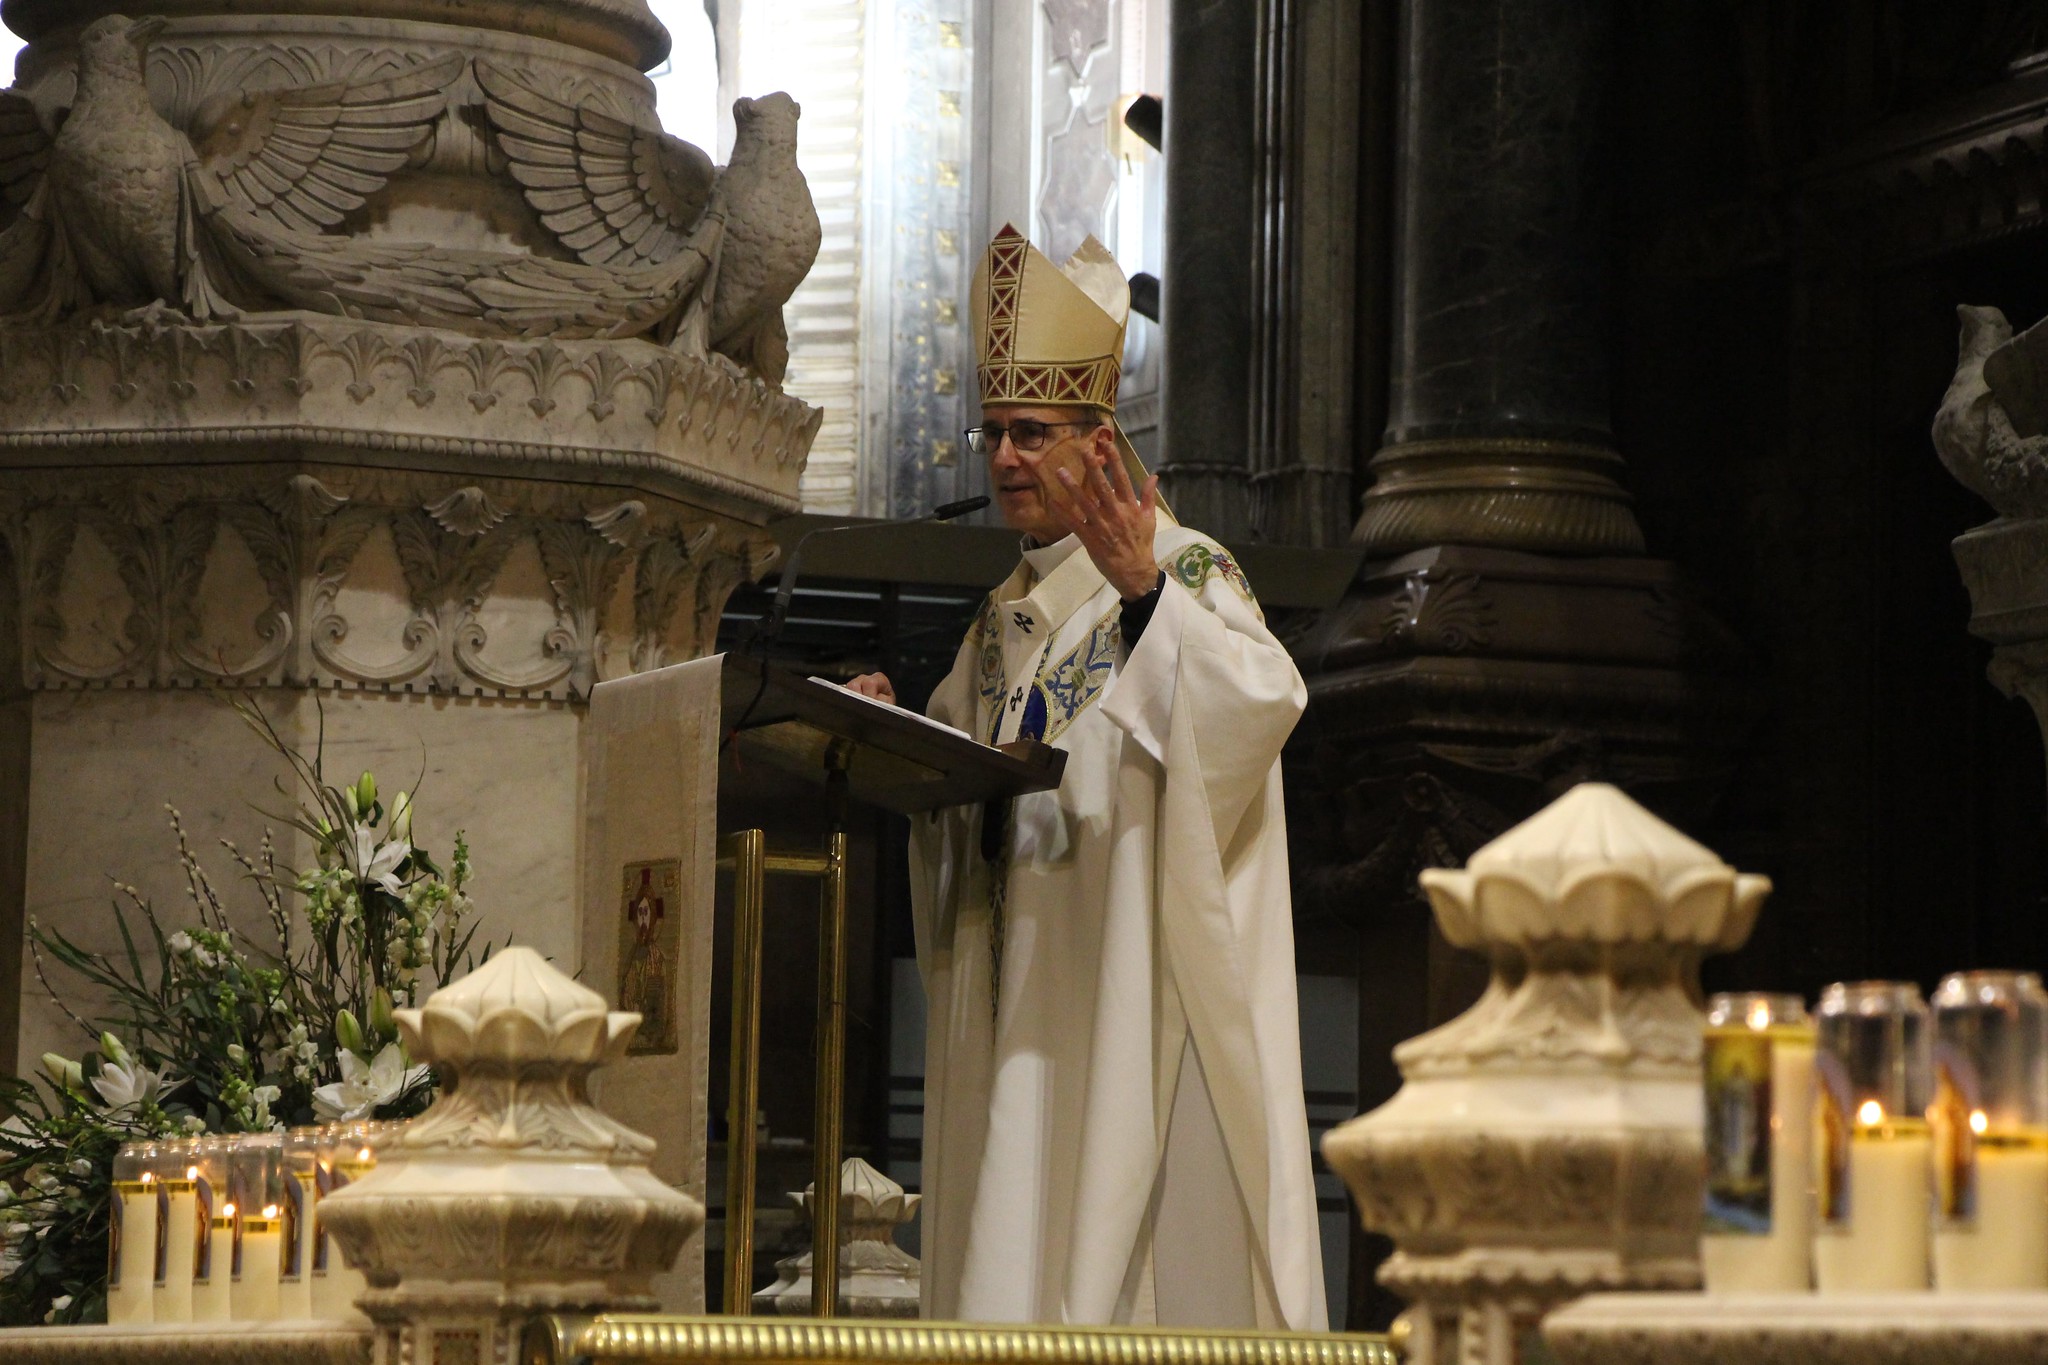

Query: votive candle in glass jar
[[228, 1134, 283, 1320], [316, 1122, 377, 1321], [188, 1136, 231, 1323], [1701, 993, 1817, 1291], [106, 1142, 157, 1325], [279, 1128, 321, 1318], [1931, 970, 2048, 1291], [152, 1138, 198, 1323], [233, 1202, 283, 1321], [1813, 980, 1933, 1292]]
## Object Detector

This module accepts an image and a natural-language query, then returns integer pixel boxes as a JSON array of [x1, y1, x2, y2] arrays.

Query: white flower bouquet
[[0, 699, 493, 1324]]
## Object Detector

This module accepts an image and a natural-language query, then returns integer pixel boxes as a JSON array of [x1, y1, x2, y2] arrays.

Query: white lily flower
[[167, 931, 194, 955], [38, 1054, 82, 1094], [312, 1042, 428, 1122], [90, 1057, 179, 1113], [351, 825, 411, 895]]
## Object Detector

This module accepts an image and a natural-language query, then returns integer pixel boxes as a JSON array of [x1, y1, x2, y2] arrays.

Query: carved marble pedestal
[[753, 1157, 922, 1318], [322, 947, 700, 1365], [1320, 784, 1769, 1365]]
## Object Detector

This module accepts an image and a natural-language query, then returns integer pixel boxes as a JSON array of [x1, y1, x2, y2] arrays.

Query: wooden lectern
[[714, 653, 1064, 1316]]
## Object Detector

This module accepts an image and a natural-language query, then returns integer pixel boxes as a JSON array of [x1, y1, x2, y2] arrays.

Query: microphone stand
[[750, 495, 990, 651], [725, 495, 991, 743]]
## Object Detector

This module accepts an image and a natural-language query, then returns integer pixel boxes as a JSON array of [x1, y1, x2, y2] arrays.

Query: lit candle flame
[[1856, 1099, 1885, 1127], [222, 1202, 236, 1218], [1746, 1001, 1773, 1031], [357, 1147, 372, 1162], [140, 1172, 154, 1185], [261, 1203, 278, 1219], [185, 1166, 199, 1181], [1971, 1109, 1990, 1136]]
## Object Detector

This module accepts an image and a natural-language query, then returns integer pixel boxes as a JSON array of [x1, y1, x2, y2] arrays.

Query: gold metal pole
[[809, 829, 849, 1316], [721, 829, 766, 1315]]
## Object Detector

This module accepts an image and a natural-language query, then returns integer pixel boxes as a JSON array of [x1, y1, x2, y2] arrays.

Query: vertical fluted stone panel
[[1355, 0, 1643, 555], [1157, 0, 1258, 541]]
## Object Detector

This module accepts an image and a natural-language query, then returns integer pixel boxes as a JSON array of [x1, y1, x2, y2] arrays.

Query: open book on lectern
[[718, 652, 1066, 816]]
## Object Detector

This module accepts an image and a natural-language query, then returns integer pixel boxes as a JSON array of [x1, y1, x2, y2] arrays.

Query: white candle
[[1814, 1115, 1931, 1291], [106, 1177, 157, 1325], [191, 1210, 233, 1323], [312, 1146, 373, 1322], [1935, 1130, 2048, 1290], [1702, 1026, 1816, 1291], [233, 1206, 283, 1320], [152, 1176, 198, 1322], [278, 1171, 314, 1319]]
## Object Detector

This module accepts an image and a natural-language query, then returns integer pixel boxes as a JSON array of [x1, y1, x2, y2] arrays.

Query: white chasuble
[[909, 525, 1328, 1330]]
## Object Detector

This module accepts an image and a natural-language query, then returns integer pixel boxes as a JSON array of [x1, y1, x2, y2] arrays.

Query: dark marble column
[[1157, 0, 1258, 541], [1355, 0, 1644, 555]]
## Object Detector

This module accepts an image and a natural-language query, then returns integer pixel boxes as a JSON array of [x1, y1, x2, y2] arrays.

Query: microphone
[[753, 495, 990, 650]]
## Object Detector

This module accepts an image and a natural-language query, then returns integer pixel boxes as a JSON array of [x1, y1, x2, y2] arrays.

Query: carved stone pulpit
[[0, 1, 820, 1096]]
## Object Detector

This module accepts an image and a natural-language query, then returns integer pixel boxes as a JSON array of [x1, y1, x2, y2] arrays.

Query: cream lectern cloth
[[910, 527, 1328, 1330], [580, 655, 722, 1313]]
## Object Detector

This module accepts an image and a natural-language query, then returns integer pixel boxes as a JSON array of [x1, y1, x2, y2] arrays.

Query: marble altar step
[[1546, 1291, 2048, 1365]]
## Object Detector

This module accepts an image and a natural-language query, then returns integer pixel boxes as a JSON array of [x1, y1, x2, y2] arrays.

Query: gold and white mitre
[[971, 224, 1169, 519]]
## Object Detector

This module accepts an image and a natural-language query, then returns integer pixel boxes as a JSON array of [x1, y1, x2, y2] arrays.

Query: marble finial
[[794, 1155, 923, 1231], [1421, 782, 1771, 951], [394, 944, 642, 1067]]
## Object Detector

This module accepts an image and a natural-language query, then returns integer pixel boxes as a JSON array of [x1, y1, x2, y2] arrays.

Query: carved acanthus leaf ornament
[[0, 462, 768, 702]]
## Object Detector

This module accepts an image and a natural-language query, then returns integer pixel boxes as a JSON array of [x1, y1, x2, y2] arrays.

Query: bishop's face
[[983, 403, 1109, 543]]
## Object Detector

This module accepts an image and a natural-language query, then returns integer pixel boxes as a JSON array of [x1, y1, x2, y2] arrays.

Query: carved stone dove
[[0, 15, 724, 340], [481, 70, 819, 383], [1933, 304, 2048, 518], [707, 93, 820, 385], [0, 14, 462, 319]]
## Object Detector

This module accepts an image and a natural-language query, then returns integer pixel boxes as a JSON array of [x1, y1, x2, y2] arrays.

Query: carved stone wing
[[194, 188, 722, 340], [188, 51, 464, 233], [0, 97, 68, 318], [474, 59, 714, 269], [0, 91, 50, 221]]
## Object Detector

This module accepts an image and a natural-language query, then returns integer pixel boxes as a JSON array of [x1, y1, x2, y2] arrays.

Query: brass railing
[[521, 1315, 1400, 1365]]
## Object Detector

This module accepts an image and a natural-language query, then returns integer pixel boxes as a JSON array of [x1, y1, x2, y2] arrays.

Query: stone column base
[[1353, 440, 1647, 557]]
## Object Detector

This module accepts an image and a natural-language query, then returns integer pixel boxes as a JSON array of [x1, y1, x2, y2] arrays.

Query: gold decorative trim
[[524, 1317, 1398, 1365], [0, 1323, 371, 1364]]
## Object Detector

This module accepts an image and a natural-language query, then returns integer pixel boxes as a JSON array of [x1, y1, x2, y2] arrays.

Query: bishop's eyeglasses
[[963, 420, 1097, 455]]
